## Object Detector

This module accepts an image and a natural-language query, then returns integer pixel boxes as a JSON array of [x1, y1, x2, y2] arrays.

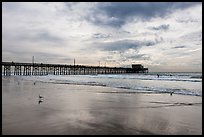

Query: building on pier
[[131, 64, 148, 73]]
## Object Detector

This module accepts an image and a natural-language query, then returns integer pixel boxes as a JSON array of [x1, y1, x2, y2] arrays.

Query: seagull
[[39, 94, 44, 99]]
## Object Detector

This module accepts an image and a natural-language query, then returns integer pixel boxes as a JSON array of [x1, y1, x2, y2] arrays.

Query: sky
[[2, 2, 202, 72]]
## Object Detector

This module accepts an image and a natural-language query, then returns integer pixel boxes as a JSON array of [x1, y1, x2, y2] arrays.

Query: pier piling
[[2, 62, 148, 76]]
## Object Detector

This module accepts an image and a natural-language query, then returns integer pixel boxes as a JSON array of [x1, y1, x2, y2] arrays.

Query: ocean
[[14, 72, 202, 97], [2, 72, 202, 135]]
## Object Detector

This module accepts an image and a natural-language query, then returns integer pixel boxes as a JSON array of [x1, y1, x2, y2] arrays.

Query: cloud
[[92, 33, 113, 39], [126, 54, 150, 61], [2, 2, 202, 72], [151, 24, 170, 31], [33, 31, 63, 42], [87, 2, 200, 28], [173, 45, 186, 49], [96, 39, 159, 52], [15, 30, 64, 45], [176, 18, 199, 23]]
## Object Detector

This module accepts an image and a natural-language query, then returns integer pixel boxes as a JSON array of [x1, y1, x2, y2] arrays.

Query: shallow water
[[15, 72, 202, 96]]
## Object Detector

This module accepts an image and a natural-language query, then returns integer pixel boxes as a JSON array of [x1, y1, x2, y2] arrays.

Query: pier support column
[[14, 66, 21, 75], [24, 66, 31, 75], [32, 66, 39, 75], [60, 67, 65, 75], [54, 67, 60, 75], [4, 66, 11, 76], [40, 67, 47, 75], [48, 67, 54, 75], [83, 68, 85, 75]]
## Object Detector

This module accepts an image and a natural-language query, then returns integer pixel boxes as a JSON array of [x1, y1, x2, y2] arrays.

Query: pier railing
[[2, 62, 148, 76]]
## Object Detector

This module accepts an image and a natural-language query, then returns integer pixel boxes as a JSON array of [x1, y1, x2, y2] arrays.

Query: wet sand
[[2, 76, 202, 135]]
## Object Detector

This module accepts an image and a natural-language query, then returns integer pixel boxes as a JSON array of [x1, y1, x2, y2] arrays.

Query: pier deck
[[2, 62, 148, 76]]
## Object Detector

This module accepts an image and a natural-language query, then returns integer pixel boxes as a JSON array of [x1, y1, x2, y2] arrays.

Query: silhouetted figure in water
[[157, 74, 159, 78], [170, 92, 174, 96], [34, 82, 36, 85]]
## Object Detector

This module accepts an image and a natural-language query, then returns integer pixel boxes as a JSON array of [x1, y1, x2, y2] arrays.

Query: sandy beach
[[2, 76, 202, 135]]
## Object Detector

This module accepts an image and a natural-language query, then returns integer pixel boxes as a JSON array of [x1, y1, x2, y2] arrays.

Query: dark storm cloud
[[88, 2, 200, 27]]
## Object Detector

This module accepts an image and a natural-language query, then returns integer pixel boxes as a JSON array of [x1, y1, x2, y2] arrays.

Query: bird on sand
[[39, 94, 44, 99]]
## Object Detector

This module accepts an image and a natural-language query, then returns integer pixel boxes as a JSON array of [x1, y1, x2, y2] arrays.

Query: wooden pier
[[2, 62, 148, 76]]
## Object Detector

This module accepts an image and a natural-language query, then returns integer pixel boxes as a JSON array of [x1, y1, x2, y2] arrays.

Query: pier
[[2, 62, 148, 76]]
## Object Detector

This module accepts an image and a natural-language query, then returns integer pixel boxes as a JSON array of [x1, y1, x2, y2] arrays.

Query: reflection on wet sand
[[2, 77, 202, 135], [38, 100, 43, 104]]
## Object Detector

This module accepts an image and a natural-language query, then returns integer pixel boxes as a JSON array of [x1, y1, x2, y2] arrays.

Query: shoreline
[[2, 77, 202, 135]]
